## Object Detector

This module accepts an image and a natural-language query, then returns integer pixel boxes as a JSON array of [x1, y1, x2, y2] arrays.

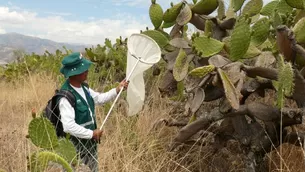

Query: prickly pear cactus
[[141, 30, 169, 48], [191, 0, 219, 15], [173, 48, 190, 81], [229, 17, 251, 61], [293, 17, 305, 43], [28, 117, 58, 149], [149, 0, 163, 29], [54, 138, 78, 165], [29, 151, 73, 172], [163, 2, 183, 23], [27, 116, 79, 171], [193, 36, 224, 57], [188, 65, 215, 78]]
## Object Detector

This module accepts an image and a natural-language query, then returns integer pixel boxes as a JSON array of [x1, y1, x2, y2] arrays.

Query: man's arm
[[59, 97, 93, 139], [89, 79, 129, 105], [89, 88, 117, 105]]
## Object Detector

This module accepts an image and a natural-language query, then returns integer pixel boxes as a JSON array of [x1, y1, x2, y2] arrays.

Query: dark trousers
[[72, 137, 99, 172]]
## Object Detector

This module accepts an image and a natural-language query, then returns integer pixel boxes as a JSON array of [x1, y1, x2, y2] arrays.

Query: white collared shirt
[[59, 85, 117, 139]]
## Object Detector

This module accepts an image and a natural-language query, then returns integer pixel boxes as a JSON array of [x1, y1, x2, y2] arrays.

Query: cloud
[[111, 0, 181, 8], [0, 27, 6, 34], [44, 11, 72, 16], [0, 6, 148, 45]]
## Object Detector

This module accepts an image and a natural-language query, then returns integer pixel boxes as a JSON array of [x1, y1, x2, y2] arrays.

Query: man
[[58, 52, 128, 171]]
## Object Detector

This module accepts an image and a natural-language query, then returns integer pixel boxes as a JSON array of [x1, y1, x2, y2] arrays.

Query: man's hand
[[116, 79, 129, 93], [92, 129, 103, 141]]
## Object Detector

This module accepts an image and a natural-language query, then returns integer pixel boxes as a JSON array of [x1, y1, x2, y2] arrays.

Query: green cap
[[60, 52, 92, 78]]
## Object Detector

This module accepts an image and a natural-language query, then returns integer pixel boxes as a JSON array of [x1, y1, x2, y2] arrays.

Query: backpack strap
[[55, 90, 76, 107]]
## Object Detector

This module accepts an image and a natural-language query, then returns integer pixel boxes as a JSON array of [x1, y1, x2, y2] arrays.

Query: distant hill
[[0, 32, 88, 63]]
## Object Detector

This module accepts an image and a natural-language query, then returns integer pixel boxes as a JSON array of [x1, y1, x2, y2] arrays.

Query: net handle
[[99, 56, 141, 130]]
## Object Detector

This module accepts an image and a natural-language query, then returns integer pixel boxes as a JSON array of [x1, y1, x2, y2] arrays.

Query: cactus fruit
[[163, 2, 183, 23], [285, 0, 304, 9], [28, 117, 58, 149], [193, 36, 224, 58], [293, 17, 305, 43], [191, 0, 219, 15], [217, 68, 240, 110], [141, 30, 169, 48], [242, 0, 263, 17], [173, 49, 191, 81], [54, 138, 78, 165], [31, 108, 36, 118], [251, 17, 270, 46], [188, 65, 216, 78], [260, 0, 278, 16], [176, 3, 192, 26], [149, 0, 164, 29], [230, 17, 251, 61], [217, 0, 226, 19], [232, 0, 246, 12]]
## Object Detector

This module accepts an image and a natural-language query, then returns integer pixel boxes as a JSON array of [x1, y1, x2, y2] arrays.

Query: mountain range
[[0, 33, 88, 64]]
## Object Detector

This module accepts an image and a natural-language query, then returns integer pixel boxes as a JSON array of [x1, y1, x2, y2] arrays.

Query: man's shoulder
[[56, 89, 76, 107]]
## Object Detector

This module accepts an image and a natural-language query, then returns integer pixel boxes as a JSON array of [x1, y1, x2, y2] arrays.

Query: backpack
[[43, 89, 75, 137]]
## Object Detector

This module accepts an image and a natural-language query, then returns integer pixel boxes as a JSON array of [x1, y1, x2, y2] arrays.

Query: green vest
[[60, 80, 97, 157]]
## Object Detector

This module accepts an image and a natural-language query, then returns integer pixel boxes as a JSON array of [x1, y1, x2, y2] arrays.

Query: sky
[[0, 0, 273, 46]]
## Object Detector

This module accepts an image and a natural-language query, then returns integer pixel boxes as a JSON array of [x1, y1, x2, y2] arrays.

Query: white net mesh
[[126, 33, 161, 116]]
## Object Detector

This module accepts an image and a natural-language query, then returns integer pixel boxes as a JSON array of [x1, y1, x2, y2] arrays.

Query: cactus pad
[[149, 1, 164, 29], [193, 36, 224, 58], [217, 0, 225, 19], [244, 44, 261, 58], [260, 0, 278, 16], [163, 2, 183, 23], [230, 17, 251, 61], [208, 55, 231, 68], [173, 48, 191, 81], [242, 0, 263, 17], [28, 117, 58, 149], [277, 61, 295, 108], [232, 0, 246, 12], [251, 17, 270, 46], [189, 88, 205, 113], [204, 20, 213, 36], [176, 3, 192, 26], [191, 0, 219, 15], [276, 0, 293, 14], [285, 0, 304, 9], [217, 68, 240, 110], [30, 151, 73, 172], [255, 51, 276, 67], [169, 38, 190, 48], [293, 17, 305, 44], [188, 65, 215, 78], [141, 30, 169, 48], [162, 20, 176, 28], [54, 138, 78, 165]]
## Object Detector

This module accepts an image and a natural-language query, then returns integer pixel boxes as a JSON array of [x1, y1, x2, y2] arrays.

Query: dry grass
[[0, 74, 305, 172], [0, 74, 188, 172]]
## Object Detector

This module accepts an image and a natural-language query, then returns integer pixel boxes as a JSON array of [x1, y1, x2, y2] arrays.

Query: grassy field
[[1, 74, 305, 172]]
